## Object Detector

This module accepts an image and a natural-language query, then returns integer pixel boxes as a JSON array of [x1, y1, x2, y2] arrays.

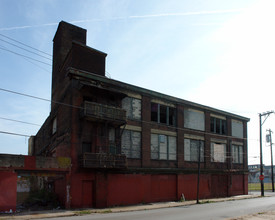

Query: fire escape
[[79, 101, 127, 169]]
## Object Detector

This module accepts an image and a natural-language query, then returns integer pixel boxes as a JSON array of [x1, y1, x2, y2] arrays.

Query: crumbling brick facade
[[31, 21, 249, 208]]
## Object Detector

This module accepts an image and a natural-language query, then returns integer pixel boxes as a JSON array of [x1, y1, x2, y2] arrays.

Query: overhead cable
[[0, 33, 52, 57]]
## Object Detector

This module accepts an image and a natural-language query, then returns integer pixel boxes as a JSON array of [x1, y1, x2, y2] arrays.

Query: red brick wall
[[0, 171, 17, 212]]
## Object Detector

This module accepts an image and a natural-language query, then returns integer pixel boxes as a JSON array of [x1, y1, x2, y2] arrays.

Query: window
[[121, 130, 141, 159], [211, 142, 226, 162], [210, 117, 227, 135], [184, 108, 205, 131], [151, 134, 177, 160], [52, 117, 57, 135], [184, 139, 204, 162], [151, 103, 176, 126], [232, 145, 243, 164], [122, 97, 141, 120], [232, 120, 243, 138], [82, 142, 91, 153], [109, 128, 116, 154]]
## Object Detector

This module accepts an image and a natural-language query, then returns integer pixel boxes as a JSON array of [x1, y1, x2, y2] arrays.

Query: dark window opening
[[151, 102, 176, 126], [151, 103, 158, 122], [210, 117, 227, 135], [159, 105, 167, 124], [169, 108, 176, 126], [82, 142, 91, 153]]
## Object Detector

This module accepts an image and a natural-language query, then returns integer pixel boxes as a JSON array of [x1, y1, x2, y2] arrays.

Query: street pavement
[[1, 192, 275, 219]]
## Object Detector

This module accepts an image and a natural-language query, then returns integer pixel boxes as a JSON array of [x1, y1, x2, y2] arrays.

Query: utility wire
[[0, 38, 52, 60], [0, 87, 83, 109], [0, 44, 51, 73], [0, 117, 41, 126], [0, 130, 30, 137], [0, 33, 52, 57], [0, 46, 51, 66], [0, 87, 252, 141]]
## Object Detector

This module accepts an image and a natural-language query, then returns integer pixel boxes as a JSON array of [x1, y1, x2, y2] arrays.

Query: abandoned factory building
[[29, 21, 250, 209]]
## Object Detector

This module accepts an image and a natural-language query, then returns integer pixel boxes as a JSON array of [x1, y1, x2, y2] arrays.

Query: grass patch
[[248, 183, 274, 191]]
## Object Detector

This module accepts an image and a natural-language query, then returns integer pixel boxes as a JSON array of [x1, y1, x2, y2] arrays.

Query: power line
[[0, 46, 51, 66], [0, 130, 30, 137], [0, 38, 52, 60], [0, 87, 252, 141], [0, 33, 52, 57], [0, 117, 41, 126], [0, 43, 51, 73], [0, 87, 83, 109]]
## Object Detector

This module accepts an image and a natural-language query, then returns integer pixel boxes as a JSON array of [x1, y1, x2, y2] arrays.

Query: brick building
[[30, 21, 249, 208]]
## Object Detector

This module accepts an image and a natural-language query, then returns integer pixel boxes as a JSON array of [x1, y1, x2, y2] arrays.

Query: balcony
[[81, 101, 126, 125], [80, 152, 127, 169]]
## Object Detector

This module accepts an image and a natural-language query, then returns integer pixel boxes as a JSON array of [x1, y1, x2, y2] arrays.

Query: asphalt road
[[42, 193, 275, 220]]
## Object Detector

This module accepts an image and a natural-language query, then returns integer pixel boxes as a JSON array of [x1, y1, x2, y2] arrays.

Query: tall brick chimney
[[51, 21, 87, 101], [51, 21, 107, 107]]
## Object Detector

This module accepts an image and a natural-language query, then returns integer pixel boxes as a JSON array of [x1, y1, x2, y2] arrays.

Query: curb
[[0, 194, 261, 219]]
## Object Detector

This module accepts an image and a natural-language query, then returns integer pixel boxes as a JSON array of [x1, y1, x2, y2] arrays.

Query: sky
[[0, 0, 275, 165]]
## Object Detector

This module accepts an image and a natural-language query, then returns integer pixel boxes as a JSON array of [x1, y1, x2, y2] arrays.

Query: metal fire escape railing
[[80, 152, 127, 169], [81, 101, 126, 125]]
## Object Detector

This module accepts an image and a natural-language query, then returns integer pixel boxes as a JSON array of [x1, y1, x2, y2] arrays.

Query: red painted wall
[[68, 172, 247, 209], [177, 174, 211, 200], [0, 171, 17, 212], [231, 175, 244, 196], [150, 174, 177, 202], [107, 174, 149, 206]]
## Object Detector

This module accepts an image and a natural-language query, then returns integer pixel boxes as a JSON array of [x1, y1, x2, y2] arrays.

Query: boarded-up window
[[184, 139, 204, 162], [150, 134, 177, 160], [122, 97, 141, 120], [211, 142, 226, 163], [232, 145, 243, 164], [184, 109, 205, 131], [232, 120, 243, 138], [121, 130, 141, 158]]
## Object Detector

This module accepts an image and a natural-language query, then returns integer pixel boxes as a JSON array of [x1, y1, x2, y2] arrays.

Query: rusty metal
[[81, 101, 126, 125], [80, 152, 127, 169]]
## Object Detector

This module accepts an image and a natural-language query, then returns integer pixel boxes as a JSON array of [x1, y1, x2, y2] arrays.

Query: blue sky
[[0, 0, 275, 165]]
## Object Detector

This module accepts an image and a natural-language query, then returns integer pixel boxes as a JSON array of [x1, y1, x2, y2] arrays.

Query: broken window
[[121, 130, 141, 159], [150, 134, 177, 160], [232, 145, 243, 164], [210, 117, 227, 135], [184, 139, 204, 162], [122, 97, 141, 120], [211, 142, 227, 163], [151, 103, 176, 126]]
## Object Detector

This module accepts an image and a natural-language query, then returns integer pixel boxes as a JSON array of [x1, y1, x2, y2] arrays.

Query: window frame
[[150, 133, 177, 161], [184, 139, 204, 162], [210, 117, 227, 135], [232, 144, 243, 164], [211, 142, 227, 163], [151, 102, 176, 126], [121, 130, 141, 159], [122, 97, 141, 120]]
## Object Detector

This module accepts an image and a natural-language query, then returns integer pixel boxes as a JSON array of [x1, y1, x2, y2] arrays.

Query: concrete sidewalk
[[0, 194, 264, 219]]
